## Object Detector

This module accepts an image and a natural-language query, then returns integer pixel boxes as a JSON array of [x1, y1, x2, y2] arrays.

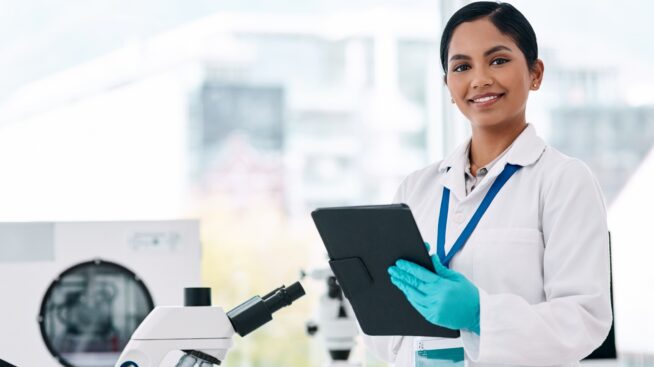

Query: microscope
[[303, 269, 361, 367], [115, 282, 305, 367]]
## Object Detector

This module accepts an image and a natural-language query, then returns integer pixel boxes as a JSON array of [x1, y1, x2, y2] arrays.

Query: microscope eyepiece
[[263, 281, 305, 314], [286, 282, 305, 301], [227, 281, 305, 337]]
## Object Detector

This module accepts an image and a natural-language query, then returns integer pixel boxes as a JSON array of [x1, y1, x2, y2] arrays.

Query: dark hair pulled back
[[440, 1, 538, 74]]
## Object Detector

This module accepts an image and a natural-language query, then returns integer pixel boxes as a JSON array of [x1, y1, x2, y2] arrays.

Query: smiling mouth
[[469, 93, 505, 107]]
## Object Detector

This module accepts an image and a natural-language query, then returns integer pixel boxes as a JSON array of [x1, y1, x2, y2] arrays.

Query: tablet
[[311, 203, 459, 337]]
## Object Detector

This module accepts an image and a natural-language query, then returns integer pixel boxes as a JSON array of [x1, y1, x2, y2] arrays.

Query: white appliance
[[0, 220, 201, 367]]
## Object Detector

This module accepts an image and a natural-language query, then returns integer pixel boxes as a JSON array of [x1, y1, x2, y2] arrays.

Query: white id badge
[[413, 337, 464, 367]]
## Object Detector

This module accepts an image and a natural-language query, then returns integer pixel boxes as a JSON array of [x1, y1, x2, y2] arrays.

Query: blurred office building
[[550, 105, 654, 203], [0, 10, 443, 220], [538, 60, 654, 204]]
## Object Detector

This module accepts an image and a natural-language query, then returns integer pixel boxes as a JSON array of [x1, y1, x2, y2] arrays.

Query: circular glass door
[[39, 260, 154, 367]]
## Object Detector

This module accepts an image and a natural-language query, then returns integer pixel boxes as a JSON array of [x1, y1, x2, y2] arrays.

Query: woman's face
[[445, 18, 543, 130]]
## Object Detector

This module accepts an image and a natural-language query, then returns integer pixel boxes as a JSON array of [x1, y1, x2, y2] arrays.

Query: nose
[[471, 67, 494, 89]]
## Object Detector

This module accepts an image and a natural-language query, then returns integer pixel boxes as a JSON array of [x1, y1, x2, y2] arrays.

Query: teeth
[[473, 95, 499, 103]]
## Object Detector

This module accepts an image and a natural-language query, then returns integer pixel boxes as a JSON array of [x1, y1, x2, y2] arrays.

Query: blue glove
[[388, 242, 480, 334]]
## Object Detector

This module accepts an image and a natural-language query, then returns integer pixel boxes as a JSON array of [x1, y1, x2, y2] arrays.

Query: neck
[[469, 121, 527, 169]]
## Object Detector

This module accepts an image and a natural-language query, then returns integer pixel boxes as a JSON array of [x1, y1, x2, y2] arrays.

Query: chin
[[467, 109, 523, 131], [468, 115, 508, 130]]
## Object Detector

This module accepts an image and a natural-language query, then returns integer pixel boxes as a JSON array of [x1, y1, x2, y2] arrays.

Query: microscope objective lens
[[175, 354, 197, 367]]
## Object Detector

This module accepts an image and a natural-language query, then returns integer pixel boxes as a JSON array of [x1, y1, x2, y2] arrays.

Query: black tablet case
[[312, 203, 460, 338]]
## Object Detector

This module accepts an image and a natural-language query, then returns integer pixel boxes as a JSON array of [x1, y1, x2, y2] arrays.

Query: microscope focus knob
[[184, 287, 212, 306]]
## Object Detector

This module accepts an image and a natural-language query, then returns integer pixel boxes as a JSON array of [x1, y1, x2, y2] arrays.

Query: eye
[[452, 63, 471, 72], [491, 57, 510, 65]]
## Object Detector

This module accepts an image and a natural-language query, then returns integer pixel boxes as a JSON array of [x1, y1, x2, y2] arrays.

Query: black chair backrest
[[0, 359, 17, 367], [584, 231, 617, 360]]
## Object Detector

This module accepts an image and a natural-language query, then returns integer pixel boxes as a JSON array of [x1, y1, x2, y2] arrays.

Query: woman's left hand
[[388, 249, 481, 334]]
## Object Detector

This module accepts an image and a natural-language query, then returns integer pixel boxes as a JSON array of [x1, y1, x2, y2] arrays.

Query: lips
[[468, 93, 504, 107]]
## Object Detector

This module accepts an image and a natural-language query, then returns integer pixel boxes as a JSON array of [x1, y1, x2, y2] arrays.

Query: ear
[[529, 59, 545, 90], [443, 74, 448, 86]]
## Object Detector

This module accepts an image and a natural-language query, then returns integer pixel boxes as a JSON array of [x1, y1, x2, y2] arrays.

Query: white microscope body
[[115, 283, 305, 367], [304, 269, 361, 367], [115, 307, 234, 367]]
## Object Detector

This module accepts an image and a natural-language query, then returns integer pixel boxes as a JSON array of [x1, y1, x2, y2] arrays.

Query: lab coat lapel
[[442, 164, 467, 202], [439, 142, 469, 202]]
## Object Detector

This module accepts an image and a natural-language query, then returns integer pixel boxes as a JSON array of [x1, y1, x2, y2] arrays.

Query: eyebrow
[[448, 45, 513, 63]]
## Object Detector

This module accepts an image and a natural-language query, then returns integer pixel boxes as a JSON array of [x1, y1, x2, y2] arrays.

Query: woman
[[363, 2, 612, 366]]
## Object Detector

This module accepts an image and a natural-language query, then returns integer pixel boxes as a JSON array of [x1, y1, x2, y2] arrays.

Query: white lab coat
[[362, 124, 612, 367]]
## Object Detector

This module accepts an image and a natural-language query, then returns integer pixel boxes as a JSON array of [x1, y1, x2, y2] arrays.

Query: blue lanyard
[[437, 163, 522, 268]]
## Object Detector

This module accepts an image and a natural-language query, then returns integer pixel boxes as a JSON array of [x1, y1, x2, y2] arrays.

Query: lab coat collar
[[439, 124, 546, 201]]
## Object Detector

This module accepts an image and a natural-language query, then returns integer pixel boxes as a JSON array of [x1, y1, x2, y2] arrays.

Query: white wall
[[0, 68, 195, 221]]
